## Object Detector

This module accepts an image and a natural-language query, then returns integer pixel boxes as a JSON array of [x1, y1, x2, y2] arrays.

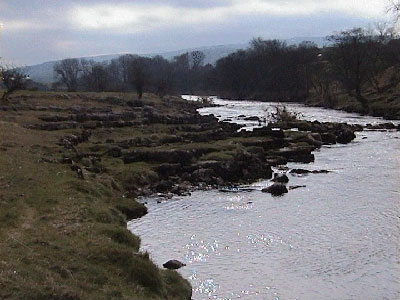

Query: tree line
[[2, 23, 399, 111], [53, 50, 209, 98], [51, 26, 400, 112], [213, 26, 400, 110]]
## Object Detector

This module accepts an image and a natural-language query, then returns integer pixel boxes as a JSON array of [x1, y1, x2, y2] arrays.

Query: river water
[[128, 97, 400, 300]]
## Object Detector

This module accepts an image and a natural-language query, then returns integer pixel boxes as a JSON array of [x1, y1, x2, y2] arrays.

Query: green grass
[[0, 94, 192, 300], [200, 151, 235, 161], [114, 162, 159, 191]]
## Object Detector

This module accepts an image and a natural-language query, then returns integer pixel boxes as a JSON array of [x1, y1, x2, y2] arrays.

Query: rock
[[85, 166, 101, 173], [216, 177, 225, 186], [306, 133, 323, 147], [76, 167, 84, 179], [123, 149, 198, 164], [320, 132, 337, 144], [219, 186, 241, 193], [262, 183, 288, 196], [60, 157, 73, 164], [38, 156, 57, 163], [155, 163, 181, 178], [81, 157, 92, 167], [163, 260, 186, 269], [32, 121, 78, 131], [126, 99, 144, 107], [290, 168, 330, 175], [104, 96, 124, 105], [251, 127, 284, 139], [288, 121, 313, 131], [155, 180, 174, 192], [336, 129, 356, 144], [366, 122, 396, 130], [244, 116, 260, 121], [82, 121, 97, 129], [116, 203, 148, 221], [274, 146, 315, 163], [265, 156, 287, 166], [107, 147, 122, 158], [192, 168, 215, 183], [272, 173, 289, 183], [312, 170, 330, 174], [290, 168, 311, 174], [289, 185, 306, 190]]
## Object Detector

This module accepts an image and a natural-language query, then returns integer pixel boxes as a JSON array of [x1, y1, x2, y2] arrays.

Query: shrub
[[269, 105, 301, 122]]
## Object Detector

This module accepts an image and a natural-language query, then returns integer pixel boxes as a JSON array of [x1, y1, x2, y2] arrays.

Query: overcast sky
[[0, 0, 393, 65]]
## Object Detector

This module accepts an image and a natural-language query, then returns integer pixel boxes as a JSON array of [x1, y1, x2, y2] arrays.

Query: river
[[128, 97, 400, 300]]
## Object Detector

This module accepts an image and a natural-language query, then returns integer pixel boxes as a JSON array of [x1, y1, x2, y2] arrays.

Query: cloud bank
[[70, 0, 388, 33], [0, 0, 392, 65]]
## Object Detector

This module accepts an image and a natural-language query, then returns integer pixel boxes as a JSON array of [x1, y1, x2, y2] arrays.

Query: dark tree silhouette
[[1, 67, 29, 100], [190, 51, 205, 70], [128, 57, 148, 99], [81, 60, 109, 92], [389, 1, 400, 19], [326, 28, 372, 109], [150, 55, 174, 98], [54, 58, 81, 92]]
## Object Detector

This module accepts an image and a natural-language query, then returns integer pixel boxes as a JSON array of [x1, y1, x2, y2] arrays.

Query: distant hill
[[24, 37, 326, 84]]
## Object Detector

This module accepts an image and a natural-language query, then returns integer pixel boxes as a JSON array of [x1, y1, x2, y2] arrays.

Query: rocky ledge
[[18, 93, 366, 204]]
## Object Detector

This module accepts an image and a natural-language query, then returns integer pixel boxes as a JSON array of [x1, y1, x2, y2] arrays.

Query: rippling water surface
[[129, 97, 400, 300]]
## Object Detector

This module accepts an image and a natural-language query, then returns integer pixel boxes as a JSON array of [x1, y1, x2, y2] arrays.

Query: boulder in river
[[272, 173, 289, 183], [289, 185, 306, 190], [320, 132, 337, 144], [244, 116, 260, 121], [336, 129, 356, 144], [163, 260, 186, 269], [306, 133, 323, 147], [262, 183, 288, 196], [290, 168, 330, 175]]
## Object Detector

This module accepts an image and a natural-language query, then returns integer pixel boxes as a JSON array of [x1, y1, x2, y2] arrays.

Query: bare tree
[[374, 22, 397, 41], [388, 1, 400, 20], [128, 57, 148, 99], [117, 54, 137, 85], [190, 51, 205, 70], [80, 60, 109, 92], [326, 28, 372, 109], [0, 67, 29, 101], [54, 58, 81, 92], [151, 55, 173, 98]]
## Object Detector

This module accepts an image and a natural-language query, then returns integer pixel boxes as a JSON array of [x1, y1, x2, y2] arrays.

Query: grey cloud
[[0, 0, 390, 65]]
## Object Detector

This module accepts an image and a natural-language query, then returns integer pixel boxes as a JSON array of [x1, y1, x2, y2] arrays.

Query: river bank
[[213, 78, 400, 120], [0, 90, 393, 299], [305, 86, 400, 120]]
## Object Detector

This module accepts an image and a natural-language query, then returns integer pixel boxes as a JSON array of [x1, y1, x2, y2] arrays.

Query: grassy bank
[[306, 69, 400, 120], [0, 92, 193, 300]]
